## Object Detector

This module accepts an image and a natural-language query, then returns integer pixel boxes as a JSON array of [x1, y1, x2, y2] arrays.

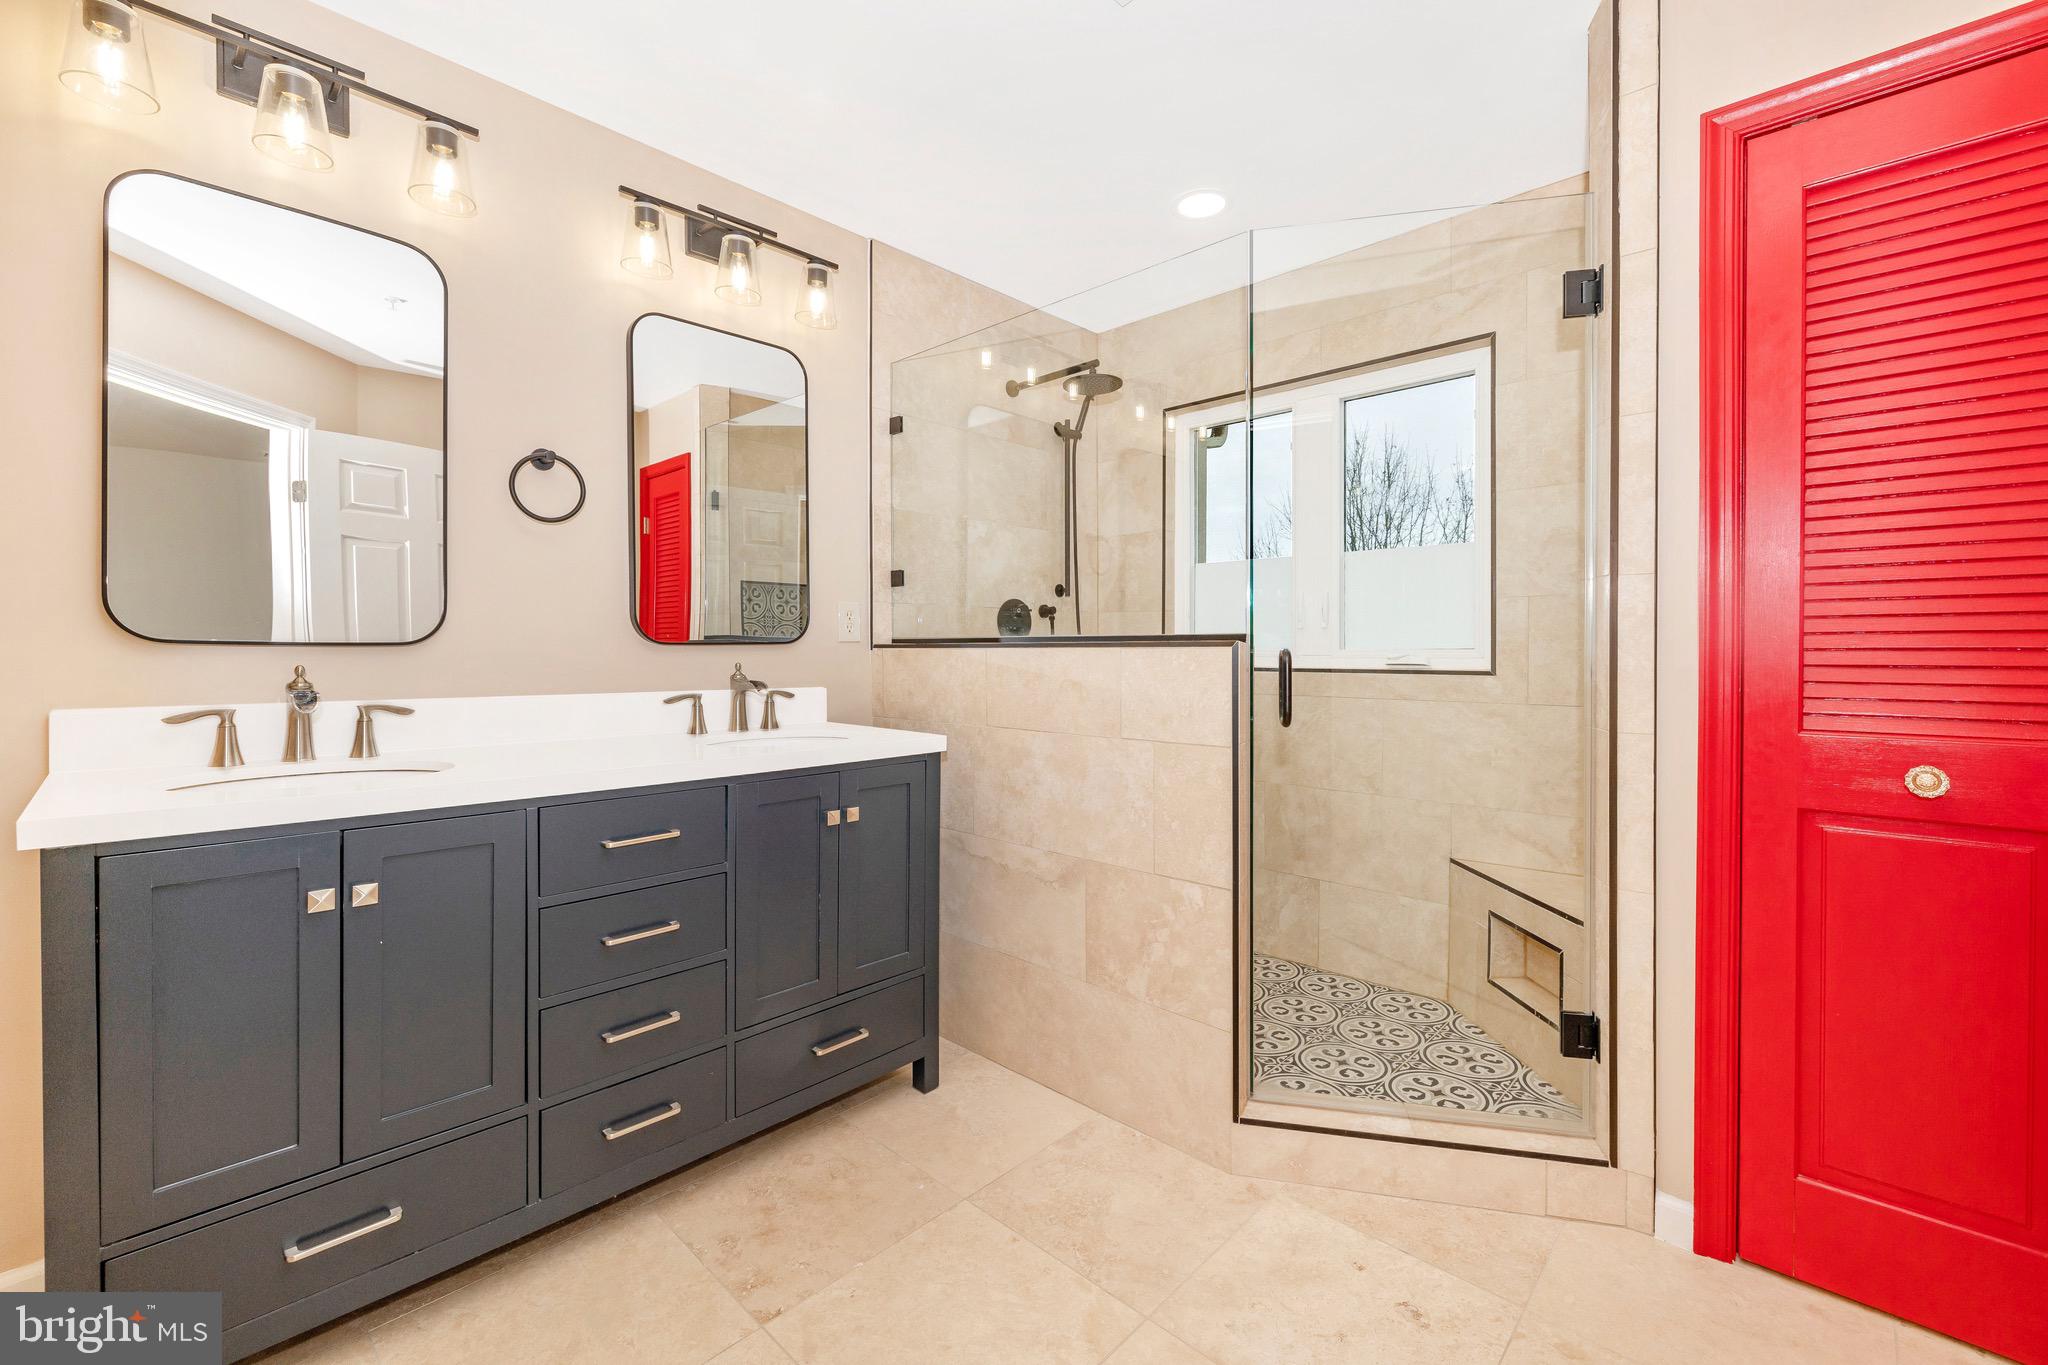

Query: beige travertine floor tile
[[1897, 1320, 2001, 1363], [765, 1203, 1141, 1365], [1268, 1180, 1559, 1304], [1105, 1323, 1218, 1364], [708, 1332, 797, 1364], [1496, 1320, 1634, 1364], [1521, 1222, 1900, 1364], [368, 1207, 753, 1365], [246, 1320, 379, 1365], [839, 1041, 1093, 1194], [973, 1117, 1266, 1313], [647, 1111, 958, 1323], [1152, 1196, 1521, 1364]]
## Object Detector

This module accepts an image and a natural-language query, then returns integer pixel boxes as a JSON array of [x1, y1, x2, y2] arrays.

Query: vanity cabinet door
[[340, 812, 525, 1160], [98, 834, 342, 1241], [732, 772, 839, 1027], [837, 762, 928, 993]]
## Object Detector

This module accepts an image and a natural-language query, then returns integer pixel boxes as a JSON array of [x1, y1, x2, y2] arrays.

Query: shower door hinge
[[888, 415, 904, 435], [1561, 267, 1603, 318], [1559, 1010, 1601, 1061], [889, 569, 906, 587]]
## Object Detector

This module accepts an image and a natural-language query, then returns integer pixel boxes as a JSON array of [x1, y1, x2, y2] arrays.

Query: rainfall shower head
[[1060, 372, 1123, 399]]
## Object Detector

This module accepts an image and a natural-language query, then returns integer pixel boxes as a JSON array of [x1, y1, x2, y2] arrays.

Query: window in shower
[[1173, 339, 1492, 668]]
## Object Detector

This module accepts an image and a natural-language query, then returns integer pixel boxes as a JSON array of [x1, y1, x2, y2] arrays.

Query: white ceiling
[[109, 172, 446, 374], [632, 315, 807, 411], [319, 0, 1601, 320]]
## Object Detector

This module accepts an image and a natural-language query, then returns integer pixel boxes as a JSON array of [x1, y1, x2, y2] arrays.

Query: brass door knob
[[1904, 765, 1950, 799]]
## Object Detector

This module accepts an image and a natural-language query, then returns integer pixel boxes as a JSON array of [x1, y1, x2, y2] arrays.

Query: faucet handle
[[663, 692, 709, 736], [761, 689, 796, 731], [286, 664, 319, 712], [163, 708, 245, 769], [350, 704, 414, 760]]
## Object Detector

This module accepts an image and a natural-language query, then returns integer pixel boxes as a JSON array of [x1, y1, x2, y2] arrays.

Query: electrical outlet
[[837, 603, 862, 642]]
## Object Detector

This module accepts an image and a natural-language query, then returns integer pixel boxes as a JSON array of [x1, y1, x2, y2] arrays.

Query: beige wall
[[0, 0, 875, 1271], [1650, 0, 2009, 1206]]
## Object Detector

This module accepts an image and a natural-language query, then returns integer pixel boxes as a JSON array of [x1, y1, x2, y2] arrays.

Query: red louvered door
[[638, 453, 693, 643], [1737, 39, 2048, 1362]]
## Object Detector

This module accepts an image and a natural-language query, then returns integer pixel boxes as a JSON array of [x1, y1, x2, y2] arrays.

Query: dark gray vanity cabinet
[[97, 834, 342, 1242], [340, 812, 525, 1159], [46, 753, 941, 1362]]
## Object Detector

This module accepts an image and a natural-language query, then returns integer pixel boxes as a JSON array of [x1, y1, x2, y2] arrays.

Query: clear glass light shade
[[795, 263, 837, 329], [407, 121, 476, 217], [715, 232, 760, 305], [620, 200, 672, 278], [251, 63, 335, 171], [59, 0, 158, 114]]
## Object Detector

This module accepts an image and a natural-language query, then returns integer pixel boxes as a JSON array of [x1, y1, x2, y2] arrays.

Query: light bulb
[[58, 0, 157, 114], [408, 120, 476, 216], [1135, 403, 1146, 421], [251, 63, 334, 171], [619, 199, 672, 279], [795, 262, 837, 329], [1026, 366, 1037, 384], [715, 232, 760, 305], [979, 350, 992, 370]]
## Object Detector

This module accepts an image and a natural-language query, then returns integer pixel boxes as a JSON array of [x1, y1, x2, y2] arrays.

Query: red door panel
[[1738, 36, 2048, 1363], [638, 452, 693, 643]]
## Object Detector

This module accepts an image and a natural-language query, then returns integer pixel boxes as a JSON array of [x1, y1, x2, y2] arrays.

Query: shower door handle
[[1277, 648, 1293, 728]]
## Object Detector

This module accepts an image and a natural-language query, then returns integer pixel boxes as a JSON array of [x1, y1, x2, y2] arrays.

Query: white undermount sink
[[167, 761, 454, 792]]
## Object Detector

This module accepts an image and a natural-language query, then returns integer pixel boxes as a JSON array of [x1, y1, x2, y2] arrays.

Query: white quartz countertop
[[16, 689, 945, 851]]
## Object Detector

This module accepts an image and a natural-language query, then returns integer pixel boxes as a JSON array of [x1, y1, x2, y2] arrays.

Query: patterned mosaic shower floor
[[1251, 955, 1581, 1122]]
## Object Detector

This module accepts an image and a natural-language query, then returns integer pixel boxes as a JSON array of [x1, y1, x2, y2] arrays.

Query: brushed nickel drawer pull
[[601, 829, 682, 850], [602, 1009, 683, 1045], [306, 888, 336, 914], [603, 1101, 682, 1141], [845, 806, 861, 824], [601, 920, 682, 948], [351, 883, 379, 908], [824, 809, 842, 827], [283, 1205, 403, 1263], [811, 1027, 871, 1057]]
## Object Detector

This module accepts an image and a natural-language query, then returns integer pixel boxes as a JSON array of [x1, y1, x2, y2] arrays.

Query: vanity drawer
[[540, 875, 726, 996], [539, 787, 725, 896], [733, 978, 924, 1115], [104, 1120, 525, 1330], [539, 963, 726, 1097], [540, 1051, 727, 1198]]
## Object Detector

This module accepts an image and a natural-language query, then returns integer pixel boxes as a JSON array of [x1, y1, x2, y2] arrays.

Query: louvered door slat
[[1801, 122, 2048, 740]]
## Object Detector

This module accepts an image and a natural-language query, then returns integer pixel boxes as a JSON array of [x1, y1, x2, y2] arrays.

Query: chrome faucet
[[283, 665, 319, 762], [663, 691, 709, 735], [728, 662, 764, 732], [350, 704, 413, 759]]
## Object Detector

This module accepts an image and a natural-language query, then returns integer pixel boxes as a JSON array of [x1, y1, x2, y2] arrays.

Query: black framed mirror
[[629, 313, 809, 644], [103, 171, 448, 644]]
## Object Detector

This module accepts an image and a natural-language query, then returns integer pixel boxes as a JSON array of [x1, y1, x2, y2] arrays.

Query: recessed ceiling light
[[1176, 189, 1226, 220]]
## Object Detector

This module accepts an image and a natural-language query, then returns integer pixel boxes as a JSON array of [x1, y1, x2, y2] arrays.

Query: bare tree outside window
[[1343, 422, 1475, 550]]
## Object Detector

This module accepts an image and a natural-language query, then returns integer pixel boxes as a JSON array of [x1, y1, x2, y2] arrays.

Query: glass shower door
[[1243, 194, 1612, 1154]]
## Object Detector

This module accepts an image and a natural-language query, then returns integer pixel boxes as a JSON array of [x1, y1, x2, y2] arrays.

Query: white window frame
[[1170, 340, 1494, 672]]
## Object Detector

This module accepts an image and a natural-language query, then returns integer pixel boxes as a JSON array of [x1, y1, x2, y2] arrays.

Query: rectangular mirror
[[104, 172, 447, 644], [630, 314, 809, 643]]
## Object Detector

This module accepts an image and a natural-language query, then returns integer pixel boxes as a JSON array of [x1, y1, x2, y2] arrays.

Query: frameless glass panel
[[1246, 192, 1611, 1155]]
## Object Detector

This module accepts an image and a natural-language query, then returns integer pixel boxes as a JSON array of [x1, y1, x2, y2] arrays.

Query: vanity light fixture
[[795, 262, 837, 329], [613, 186, 839, 310], [715, 232, 760, 305], [408, 119, 476, 217], [251, 62, 333, 170], [620, 198, 673, 278], [55, 3, 481, 208], [59, 0, 158, 113]]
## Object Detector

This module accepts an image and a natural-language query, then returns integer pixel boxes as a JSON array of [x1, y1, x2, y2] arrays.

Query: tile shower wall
[[872, 644, 1241, 1166]]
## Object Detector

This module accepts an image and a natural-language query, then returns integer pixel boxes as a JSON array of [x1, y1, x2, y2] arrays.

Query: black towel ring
[[509, 448, 586, 524]]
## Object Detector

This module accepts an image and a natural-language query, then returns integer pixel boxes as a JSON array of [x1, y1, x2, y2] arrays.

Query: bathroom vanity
[[19, 690, 942, 1361]]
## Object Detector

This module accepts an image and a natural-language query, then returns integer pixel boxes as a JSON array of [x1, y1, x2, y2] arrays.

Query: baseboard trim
[[1654, 1192, 1694, 1252], [0, 1260, 46, 1292]]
